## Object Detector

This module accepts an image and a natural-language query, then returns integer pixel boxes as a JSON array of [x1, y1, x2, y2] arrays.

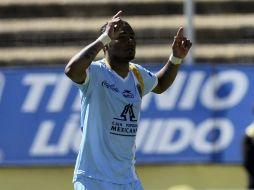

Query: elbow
[[154, 88, 164, 94], [152, 85, 166, 94], [153, 80, 172, 94], [157, 90, 164, 94], [64, 65, 72, 79], [157, 89, 166, 94], [65, 59, 77, 80], [64, 60, 86, 84]]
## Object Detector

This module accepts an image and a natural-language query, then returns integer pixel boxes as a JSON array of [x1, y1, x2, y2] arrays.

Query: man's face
[[107, 22, 136, 61]]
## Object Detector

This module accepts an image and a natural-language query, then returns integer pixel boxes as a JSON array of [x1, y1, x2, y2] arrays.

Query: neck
[[105, 55, 130, 78]]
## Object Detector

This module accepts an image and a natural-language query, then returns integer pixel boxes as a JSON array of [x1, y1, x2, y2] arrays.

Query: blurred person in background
[[243, 106, 254, 189], [65, 11, 192, 190]]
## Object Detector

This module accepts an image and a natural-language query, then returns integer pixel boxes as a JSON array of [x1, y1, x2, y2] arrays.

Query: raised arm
[[64, 11, 124, 84], [152, 27, 192, 94]]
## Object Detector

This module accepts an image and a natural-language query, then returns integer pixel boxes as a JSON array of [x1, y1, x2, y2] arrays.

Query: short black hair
[[99, 20, 131, 35]]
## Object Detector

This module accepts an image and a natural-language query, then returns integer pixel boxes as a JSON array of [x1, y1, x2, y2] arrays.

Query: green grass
[[137, 164, 247, 190], [0, 166, 73, 190], [0, 164, 247, 190]]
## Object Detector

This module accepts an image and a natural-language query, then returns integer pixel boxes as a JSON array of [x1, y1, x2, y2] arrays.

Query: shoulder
[[130, 63, 155, 78], [89, 59, 108, 71], [91, 59, 105, 67], [130, 63, 151, 74], [130, 62, 144, 70]]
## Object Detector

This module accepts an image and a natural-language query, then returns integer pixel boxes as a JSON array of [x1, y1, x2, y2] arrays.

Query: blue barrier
[[0, 64, 253, 166]]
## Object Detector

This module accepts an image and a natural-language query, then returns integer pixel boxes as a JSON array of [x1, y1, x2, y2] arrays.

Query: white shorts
[[74, 176, 144, 190]]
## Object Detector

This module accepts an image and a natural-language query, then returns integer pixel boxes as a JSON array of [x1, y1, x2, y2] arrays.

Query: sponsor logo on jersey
[[111, 104, 138, 136], [122, 90, 134, 98], [101, 80, 119, 92], [114, 104, 137, 122]]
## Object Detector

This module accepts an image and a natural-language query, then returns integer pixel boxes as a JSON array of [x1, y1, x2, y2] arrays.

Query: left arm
[[153, 27, 192, 94]]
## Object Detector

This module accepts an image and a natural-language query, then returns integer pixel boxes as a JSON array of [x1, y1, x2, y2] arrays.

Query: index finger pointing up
[[113, 10, 123, 19], [176, 27, 184, 37]]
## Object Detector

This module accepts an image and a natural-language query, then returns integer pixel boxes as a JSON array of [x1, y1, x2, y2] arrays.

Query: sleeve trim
[[151, 76, 158, 91]]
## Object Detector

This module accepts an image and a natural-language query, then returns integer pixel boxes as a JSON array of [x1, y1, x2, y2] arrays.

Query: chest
[[99, 70, 141, 104]]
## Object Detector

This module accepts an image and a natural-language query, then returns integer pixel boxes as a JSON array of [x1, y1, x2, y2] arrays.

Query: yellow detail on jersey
[[103, 59, 144, 97], [129, 63, 144, 97]]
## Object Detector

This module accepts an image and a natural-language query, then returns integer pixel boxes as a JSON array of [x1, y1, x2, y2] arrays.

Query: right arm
[[64, 11, 123, 84], [152, 27, 192, 94], [64, 41, 104, 84]]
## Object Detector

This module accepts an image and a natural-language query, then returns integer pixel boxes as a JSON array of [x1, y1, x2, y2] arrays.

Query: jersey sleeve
[[72, 61, 99, 95], [69, 61, 101, 129], [135, 64, 158, 96]]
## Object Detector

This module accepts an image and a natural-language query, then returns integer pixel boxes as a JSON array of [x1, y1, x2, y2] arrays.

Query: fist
[[172, 27, 192, 58], [105, 11, 124, 40]]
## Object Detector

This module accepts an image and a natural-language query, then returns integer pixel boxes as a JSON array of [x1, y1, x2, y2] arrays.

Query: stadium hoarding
[[0, 64, 253, 166]]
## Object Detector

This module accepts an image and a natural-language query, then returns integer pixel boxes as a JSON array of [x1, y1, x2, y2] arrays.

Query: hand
[[105, 11, 124, 40], [172, 27, 192, 59]]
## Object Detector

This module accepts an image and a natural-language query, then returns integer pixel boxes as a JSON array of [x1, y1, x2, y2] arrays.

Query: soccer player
[[65, 11, 192, 190], [243, 113, 254, 189]]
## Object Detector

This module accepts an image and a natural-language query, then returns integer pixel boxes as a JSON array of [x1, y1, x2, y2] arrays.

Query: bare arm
[[153, 27, 192, 94], [64, 41, 104, 84], [64, 11, 124, 84], [153, 60, 180, 94]]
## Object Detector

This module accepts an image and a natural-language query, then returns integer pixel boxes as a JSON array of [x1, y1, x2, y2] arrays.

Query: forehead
[[120, 22, 135, 34]]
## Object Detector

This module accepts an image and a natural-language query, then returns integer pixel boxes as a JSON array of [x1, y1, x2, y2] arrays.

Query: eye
[[129, 35, 135, 40], [122, 35, 135, 40], [119, 35, 128, 38]]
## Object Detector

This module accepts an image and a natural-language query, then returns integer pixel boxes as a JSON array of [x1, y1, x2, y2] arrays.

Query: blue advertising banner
[[0, 64, 253, 166]]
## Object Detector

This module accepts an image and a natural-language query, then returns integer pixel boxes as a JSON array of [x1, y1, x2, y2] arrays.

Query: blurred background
[[0, 0, 254, 189]]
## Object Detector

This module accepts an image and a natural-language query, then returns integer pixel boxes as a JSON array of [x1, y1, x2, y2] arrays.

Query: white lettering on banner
[[140, 119, 164, 153], [29, 114, 81, 156], [179, 71, 205, 109], [47, 75, 72, 112], [22, 74, 58, 112], [142, 70, 248, 111], [201, 70, 248, 110], [22, 74, 77, 113], [21, 70, 248, 113], [136, 118, 234, 154], [29, 117, 233, 156], [23, 69, 245, 157], [192, 118, 234, 153], [157, 119, 194, 153], [142, 72, 187, 110], [0, 72, 5, 103]]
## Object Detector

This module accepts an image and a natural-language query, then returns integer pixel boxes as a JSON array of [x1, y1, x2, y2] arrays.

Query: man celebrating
[[65, 11, 192, 190]]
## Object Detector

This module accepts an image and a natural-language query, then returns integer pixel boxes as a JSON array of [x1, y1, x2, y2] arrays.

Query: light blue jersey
[[73, 59, 158, 184]]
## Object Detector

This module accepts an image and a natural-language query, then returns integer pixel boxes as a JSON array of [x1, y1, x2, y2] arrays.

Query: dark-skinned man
[[65, 11, 192, 190]]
